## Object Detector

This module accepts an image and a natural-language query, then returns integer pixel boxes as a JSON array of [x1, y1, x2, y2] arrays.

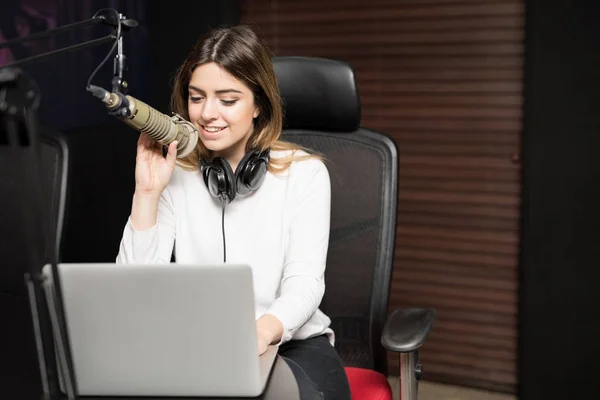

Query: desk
[[64, 355, 300, 400]]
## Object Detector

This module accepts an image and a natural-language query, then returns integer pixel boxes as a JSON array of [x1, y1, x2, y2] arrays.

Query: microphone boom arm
[[0, 15, 108, 50], [0, 9, 137, 76], [1, 35, 117, 70]]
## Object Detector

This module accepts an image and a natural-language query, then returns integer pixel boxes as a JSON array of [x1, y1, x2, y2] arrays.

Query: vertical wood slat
[[241, 0, 523, 393]]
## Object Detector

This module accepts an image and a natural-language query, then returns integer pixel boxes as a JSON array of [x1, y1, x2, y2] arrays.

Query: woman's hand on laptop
[[257, 330, 270, 355], [256, 314, 284, 355]]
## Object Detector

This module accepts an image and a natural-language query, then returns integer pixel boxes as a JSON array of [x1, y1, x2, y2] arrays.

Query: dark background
[[1, 0, 600, 398], [1, 1, 240, 399], [519, 0, 600, 398]]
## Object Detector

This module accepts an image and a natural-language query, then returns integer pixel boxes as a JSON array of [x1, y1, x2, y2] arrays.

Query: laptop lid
[[42, 263, 277, 397]]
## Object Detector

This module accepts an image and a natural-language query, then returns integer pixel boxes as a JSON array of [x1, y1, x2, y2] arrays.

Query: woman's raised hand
[[134, 133, 178, 197]]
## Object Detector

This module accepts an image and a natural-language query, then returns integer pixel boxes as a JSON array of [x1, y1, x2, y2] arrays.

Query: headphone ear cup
[[236, 150, 269, 195], [201, 157, 236, 202], [200, 158, 211, 188], [212, 157, 236, 202]]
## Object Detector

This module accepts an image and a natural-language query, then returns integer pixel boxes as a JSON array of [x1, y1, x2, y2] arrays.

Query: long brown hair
[[170, 25, 319, 173]]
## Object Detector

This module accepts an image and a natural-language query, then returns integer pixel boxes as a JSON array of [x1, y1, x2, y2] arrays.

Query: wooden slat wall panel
[[241, 0, 523, 393]]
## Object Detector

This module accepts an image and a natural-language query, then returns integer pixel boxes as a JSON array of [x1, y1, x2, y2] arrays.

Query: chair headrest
[[273, 56, 361, 132]]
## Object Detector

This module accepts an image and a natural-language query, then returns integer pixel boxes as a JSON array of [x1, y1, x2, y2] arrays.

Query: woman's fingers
[[137, 132, 147, 152], [165, 141, 178, 168]]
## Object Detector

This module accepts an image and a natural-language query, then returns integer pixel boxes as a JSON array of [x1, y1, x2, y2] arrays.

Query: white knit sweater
[[116, 151, 334, 345]]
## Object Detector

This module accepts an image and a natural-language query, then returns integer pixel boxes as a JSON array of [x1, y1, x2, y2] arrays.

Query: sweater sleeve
[[115, 187, 176, 264], [266, 160, 331, 343]]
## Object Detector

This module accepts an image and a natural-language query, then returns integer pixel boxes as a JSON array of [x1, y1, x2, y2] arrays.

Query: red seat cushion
[[345, 367, 393, 400]]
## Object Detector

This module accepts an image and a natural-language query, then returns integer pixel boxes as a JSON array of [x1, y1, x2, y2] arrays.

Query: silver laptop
[[41, 263, 277, 397]]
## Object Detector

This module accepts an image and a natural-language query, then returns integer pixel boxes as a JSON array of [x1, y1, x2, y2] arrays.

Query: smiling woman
[[115, 24, 351, 400]]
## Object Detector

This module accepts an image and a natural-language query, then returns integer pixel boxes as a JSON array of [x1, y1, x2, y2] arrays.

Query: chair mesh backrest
[[274, 56, 398, 373], [0, 132, 69, 296], [283, 129, 397, 373]]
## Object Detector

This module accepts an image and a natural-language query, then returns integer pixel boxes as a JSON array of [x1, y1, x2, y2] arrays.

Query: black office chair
[[0, 125, 70, 400], [274, 56, 436, 400]]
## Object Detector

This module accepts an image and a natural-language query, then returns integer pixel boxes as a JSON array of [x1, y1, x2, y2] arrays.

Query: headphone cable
[[221, 196, 227, 263]]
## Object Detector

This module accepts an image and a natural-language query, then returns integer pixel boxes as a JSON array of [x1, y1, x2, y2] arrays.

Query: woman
[[116, 25, 351, 400]]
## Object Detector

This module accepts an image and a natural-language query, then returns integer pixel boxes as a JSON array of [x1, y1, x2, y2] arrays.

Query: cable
[[221, 197, 227, 263], [85, 8, 121, 90]]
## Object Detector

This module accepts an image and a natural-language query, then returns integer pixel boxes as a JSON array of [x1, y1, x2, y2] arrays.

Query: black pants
[[278, 335, 351, 400]]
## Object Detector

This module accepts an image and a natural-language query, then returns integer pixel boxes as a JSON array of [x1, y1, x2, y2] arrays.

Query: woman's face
[[187, 62, 259, 165]]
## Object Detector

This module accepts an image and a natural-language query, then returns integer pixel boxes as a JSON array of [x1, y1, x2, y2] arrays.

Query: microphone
[[86, 85, 198, 158]]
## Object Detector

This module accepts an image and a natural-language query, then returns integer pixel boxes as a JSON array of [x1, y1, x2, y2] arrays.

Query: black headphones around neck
[[199, 149, 270, 203]]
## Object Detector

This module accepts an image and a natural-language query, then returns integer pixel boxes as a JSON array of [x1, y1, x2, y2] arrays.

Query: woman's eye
[[221, 100, 237, 106], [189, 96, 203, 103]]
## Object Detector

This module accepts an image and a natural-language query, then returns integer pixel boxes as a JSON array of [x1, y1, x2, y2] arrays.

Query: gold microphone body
[[89, 85, 198, 158]]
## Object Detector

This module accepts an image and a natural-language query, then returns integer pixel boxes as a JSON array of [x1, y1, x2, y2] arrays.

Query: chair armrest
[[381, 308, 436, 353]]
